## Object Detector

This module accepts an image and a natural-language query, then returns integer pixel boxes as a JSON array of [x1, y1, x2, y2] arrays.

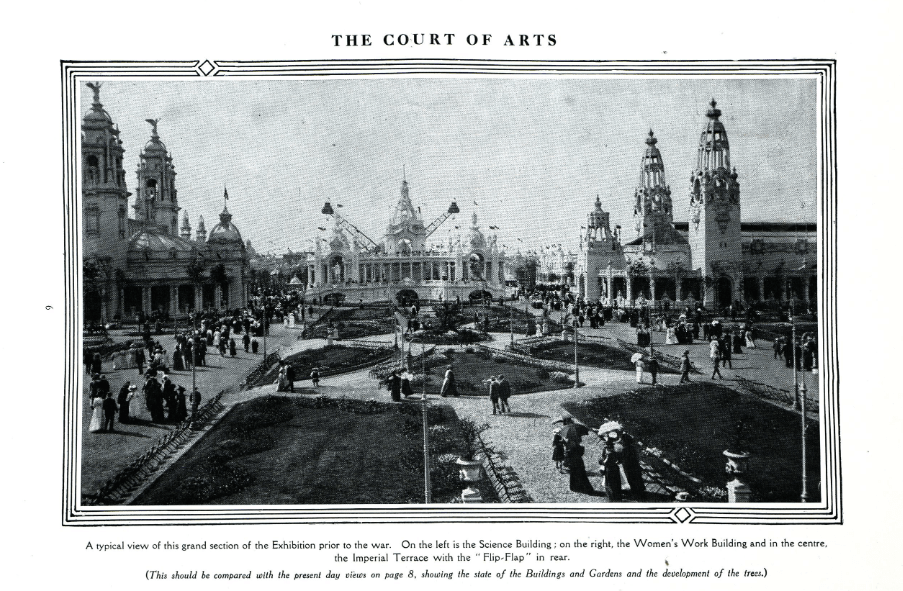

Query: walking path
[[82, 316, 819, 504]]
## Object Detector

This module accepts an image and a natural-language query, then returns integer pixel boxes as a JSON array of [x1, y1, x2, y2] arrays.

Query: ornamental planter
[[723, 450, 752, 503], [456, 457, 484, 503]]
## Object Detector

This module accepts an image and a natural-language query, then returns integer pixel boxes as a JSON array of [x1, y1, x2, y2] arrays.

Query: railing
[[83, 390, 227, 506], [736, 376, 820, 415]]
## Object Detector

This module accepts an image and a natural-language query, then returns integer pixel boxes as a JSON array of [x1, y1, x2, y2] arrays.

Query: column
[[650, 275, 657, 304], [214, 285, 223, 310], [805, 275, 812, 304], [779, 277, 787, 302], [607, 268, 613, 300], [758, 275, 766, 302], [625, 275, 633, 306], [194, 284, 203, 311], [141, 285, 151, 314]]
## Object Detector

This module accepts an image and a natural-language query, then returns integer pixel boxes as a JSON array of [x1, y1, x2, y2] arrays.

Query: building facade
[[576, 100, 817, 310], [82, 83, 248, 323], [304, 179, 507, 304]]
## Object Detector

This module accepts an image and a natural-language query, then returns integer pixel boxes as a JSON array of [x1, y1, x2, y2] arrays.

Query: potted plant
[[723, 418, 752, 503], [456, 419, 489, 502]]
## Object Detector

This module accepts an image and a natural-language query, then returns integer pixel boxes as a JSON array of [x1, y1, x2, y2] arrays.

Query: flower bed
[[249, 346, 393, 388], [564, 384, 821, 503], [132, 395, 498, 504]]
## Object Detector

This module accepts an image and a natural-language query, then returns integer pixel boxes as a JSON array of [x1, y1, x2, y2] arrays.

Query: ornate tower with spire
[[133, 118, 180, 235], [180, 211, 193, 240], [688, 99, 742, 306], [633, 130, 677, 247], [383, 178, 427, 253], [81, 82, 131, 321], [196, 215, 207, 243]]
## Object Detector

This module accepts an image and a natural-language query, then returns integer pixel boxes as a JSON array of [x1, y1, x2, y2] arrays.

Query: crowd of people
[[552, 417, 646, 500]]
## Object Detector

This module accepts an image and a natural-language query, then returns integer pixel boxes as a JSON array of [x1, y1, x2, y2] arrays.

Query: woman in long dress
[[440, 366, 458, 397], [88, 395, 104, 433], [117, 382, 132, 424], [665, 326, 679, 345], [745, 326, 757, 348], [567, 441, 594, 494]]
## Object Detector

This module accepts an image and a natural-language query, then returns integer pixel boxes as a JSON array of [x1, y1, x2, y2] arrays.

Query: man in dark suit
[[285, 364, 296, 393], [102, 391, 118, 432], [161, 375, 177, 422]]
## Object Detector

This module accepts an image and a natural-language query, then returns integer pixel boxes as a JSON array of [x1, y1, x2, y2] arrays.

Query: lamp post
[[800, 378, 809, 502], [573, 317, 580, 388], [407, 331, 431, 504]]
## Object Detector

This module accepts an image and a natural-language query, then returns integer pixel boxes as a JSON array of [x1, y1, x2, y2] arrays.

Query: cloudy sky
[[82, 76, 817, 255]]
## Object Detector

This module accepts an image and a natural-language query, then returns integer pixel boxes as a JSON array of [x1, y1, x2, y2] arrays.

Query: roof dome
[[207, 205, 245, 247], [128, 228, 197, 254]]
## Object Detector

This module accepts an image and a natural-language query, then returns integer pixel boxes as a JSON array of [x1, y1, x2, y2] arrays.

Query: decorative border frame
[[62, 59, 839, 525]]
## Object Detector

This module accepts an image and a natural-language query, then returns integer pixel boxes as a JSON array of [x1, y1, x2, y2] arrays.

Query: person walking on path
[[387, 370, 401, 402], [117, 382, 132, 424], [720, 336, 733, 369], [774, 336, 784, 360], [498, 374, 511, 413], [566, 440, 595, 494], [440, 365, 458, 397], [647, 356, 659, 386], [88, 394, 104, 433], [190, 387, 202, 422], [679, 350, 692, 384], [285, 363, 296, 393], [634, 355, 645, 384], [102, 391, 118, 432], [242, 332, 251, 353], [487, 376, 500, 414], [91, 353, 102, 375], [552, 428, 565, 473], [310, 368, 320, 388], [710, 338, 723, 380], [229, 338, 237, 357], [401, 371, 413, 398]]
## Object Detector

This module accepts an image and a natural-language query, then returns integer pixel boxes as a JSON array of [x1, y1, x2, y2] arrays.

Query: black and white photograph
[[67, 64, 837, 522], [5, 2, 902, 589]]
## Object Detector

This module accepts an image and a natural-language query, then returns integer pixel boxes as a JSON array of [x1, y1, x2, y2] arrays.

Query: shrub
[[536, 366, 550, 380], [550, 371, 571, 385]]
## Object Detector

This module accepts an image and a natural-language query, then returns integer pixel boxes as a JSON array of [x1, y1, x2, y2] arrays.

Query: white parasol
[[630, 352, 644, 364], [596, 420, 624, 437]]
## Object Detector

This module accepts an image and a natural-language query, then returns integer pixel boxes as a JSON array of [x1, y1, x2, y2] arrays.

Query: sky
[[81, 76, 818, 255]]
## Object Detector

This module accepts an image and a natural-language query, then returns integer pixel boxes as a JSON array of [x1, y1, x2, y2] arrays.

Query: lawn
[[564, 384, 820, 502], [528, 341, 678, 373], [133, 396, 497, 504], [418, 350, 577, 397], [251, 345, 393, 387]]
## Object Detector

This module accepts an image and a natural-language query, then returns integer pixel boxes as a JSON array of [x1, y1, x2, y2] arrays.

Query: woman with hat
[[552, 428, 565, 473], [117, 381, 134, 424]]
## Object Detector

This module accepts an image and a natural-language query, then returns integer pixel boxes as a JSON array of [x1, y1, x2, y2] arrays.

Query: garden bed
[[416, 349, 578, 396], [250, 346, 393, 388], [527, 341, 678, 373], [132, 395, 498, 504], [564, 384, 820, 502]]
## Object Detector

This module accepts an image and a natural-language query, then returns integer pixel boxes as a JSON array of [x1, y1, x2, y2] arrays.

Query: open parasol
[[630, 352, 644, 364]]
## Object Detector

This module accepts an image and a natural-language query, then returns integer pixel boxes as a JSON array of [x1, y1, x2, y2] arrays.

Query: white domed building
[[304, 178, 507, 305]]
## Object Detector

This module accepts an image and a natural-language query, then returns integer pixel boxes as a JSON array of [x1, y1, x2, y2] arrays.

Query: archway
[[322, 292, 346, 305], [395, 289, 419, 306], [715, 276, 732, 309]]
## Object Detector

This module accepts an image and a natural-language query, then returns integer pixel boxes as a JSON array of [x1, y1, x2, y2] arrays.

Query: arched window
[[146, 179, 158, 200]]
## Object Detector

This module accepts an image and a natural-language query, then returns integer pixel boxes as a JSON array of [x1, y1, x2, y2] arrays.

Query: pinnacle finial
[[145, 118, 160, 138], [86, 82, 102, 106], [706, 99, 722, 120]]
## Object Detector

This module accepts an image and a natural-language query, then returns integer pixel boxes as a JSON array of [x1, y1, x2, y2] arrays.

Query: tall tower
[[688, 99, 742, 307], [180, 211, 193, 240], [633, 130, 677, 247], [133, 119, 180, 235], [196, 215, 207, 243], [383, 178, 427, 253], [81, 82, 130, 321]]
